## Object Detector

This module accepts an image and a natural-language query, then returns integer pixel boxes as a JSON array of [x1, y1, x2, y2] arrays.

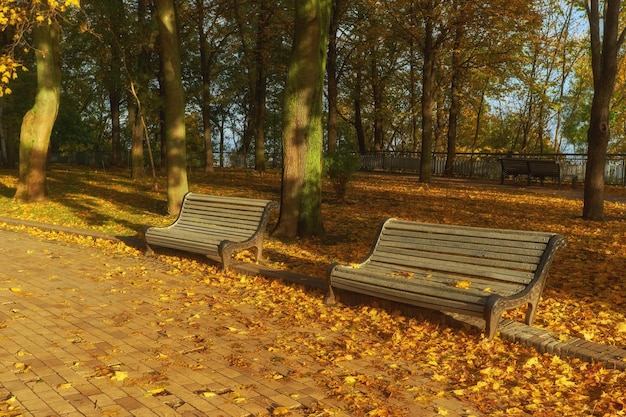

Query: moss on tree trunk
[[14, 23, 61, 203]]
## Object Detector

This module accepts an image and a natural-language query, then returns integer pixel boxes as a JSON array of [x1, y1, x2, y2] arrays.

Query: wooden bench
[[325, 218, 566, 339], [500, 158, 531, 185], [144, 193, 278, 271], [501, 158, 576, 189], [528, 159, 563, 188]]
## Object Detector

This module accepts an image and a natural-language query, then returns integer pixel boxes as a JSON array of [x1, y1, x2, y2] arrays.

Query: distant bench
[[500, 158, 577, 189], [144, 193, 278, 271], [326, 218, 566, 340]]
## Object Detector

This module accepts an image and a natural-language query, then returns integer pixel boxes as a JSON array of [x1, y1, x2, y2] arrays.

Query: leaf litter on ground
[[1, 166, 626, 416]]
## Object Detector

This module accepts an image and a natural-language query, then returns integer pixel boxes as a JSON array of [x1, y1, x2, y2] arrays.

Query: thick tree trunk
[[583, 0, 623, 221], [14, 23, 61, 202], [156, 0, 188, 216], [274, 0, 330, 239], [583, 117, 609, 220]]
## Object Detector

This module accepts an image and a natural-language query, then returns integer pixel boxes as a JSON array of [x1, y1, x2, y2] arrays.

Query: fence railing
[[48, 150, 626, 186], [359, 152, 626, 186]]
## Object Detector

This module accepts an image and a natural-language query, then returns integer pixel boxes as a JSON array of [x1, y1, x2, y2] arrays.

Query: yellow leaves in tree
[[0, 58, 22, 96], [0, 0, 80, 92]]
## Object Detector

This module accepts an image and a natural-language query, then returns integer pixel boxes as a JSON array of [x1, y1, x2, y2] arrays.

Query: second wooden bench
[[326, 218, 566, 339], [144, 193, 278, 271]]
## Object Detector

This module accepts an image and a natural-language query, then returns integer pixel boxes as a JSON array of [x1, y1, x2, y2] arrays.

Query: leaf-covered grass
[[1, 165, 626, 416]]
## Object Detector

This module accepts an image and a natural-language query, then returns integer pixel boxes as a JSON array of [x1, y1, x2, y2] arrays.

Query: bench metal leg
[[325, 286, 337, 305]]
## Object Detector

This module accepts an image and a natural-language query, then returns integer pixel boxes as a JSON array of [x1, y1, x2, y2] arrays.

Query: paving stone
[[2, 223, 626, 416]]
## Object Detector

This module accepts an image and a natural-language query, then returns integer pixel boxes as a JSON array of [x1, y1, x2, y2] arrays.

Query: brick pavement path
[[0, 228, 481, 417]]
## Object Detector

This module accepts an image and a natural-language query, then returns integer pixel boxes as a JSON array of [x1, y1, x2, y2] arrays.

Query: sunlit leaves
[[1, 168, 626, 415], [0, 0, 80, 94]]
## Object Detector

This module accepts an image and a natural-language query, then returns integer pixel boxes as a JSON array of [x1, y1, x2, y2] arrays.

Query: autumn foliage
[[0, 166, 625, 416]]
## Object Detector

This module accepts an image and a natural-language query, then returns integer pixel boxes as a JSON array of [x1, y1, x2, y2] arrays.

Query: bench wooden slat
[[376, 239, 544, 268], [331, 267, 519, 302], [144, 193, 278, 270], [326, 217, 567, 340], [370, 245, 540, 278], [330, 274, 486, 316], [341, 263, 527, 296], [368, 253, 535, 285], [385, 220, 553, 244]]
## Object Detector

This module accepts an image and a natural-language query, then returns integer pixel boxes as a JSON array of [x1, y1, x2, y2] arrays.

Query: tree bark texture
[[14, 23, 61, 202], [583, 0, 624, 221], [274, 0, 330, 238], [156, 0, 189, 216]]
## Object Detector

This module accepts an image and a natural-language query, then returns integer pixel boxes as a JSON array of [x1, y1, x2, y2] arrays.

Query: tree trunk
[[109, 85, 122, 167], [372, 56, 384, 152], [107, 1, 124, 168], [156, 0, 188, 216], [253, 6, 269, 173], [196, 0, 215, 173], [583, 0, 624, 221], [326, 0, 344, 155], [14, 23, 61, 202], [129, 101, 145, 179], [274, 0, 330, 239], [354, 72, 366, 154], [130, 0, 152, 179], [0, 106, 7, 166], [419, 17, 435, 182], [445, 23, 463, 177]]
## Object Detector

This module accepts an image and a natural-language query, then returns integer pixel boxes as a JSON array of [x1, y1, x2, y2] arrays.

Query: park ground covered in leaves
[[0, 165, 625, 416]]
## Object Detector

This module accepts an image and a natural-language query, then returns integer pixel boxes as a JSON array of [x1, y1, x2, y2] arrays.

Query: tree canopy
[[0, 1, 625, 215]]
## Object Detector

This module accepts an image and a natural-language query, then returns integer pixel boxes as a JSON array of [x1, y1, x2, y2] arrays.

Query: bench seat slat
[[331, 274, 486, 316], [373, 245, 541, 273], [383, 225, 551, 247], [379, 233, 547, 258], [341, 263, 527, 296], [144, 193, 278, 270], [368, 252, 535, 284], [148, 226, 250, 242], [331, 267, 521, 302]]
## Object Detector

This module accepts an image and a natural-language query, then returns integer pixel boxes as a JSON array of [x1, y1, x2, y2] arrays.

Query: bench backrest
[[174, 192, 277, 236], [527, 160, 560, 177], [500, 158, 530, 175], [366, 218, 566, 296]]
